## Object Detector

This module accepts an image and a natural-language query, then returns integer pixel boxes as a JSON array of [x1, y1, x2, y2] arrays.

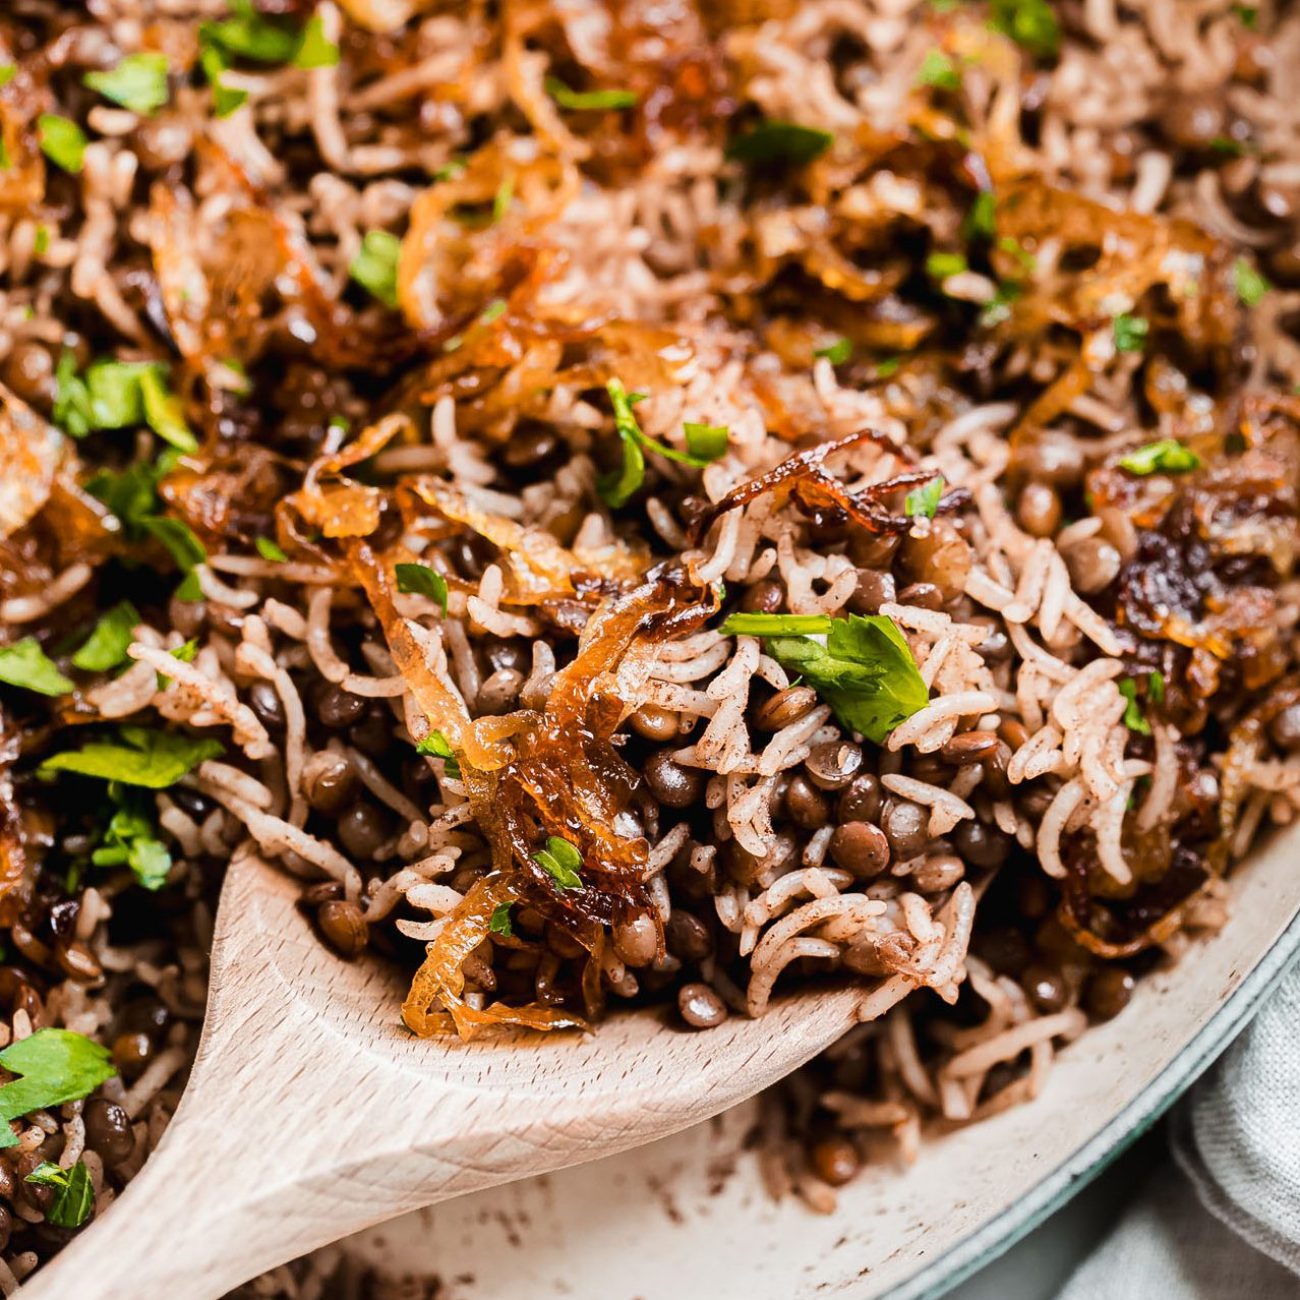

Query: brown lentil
[[1085, 967, 1135, 1020], [810, 1136, 861, 1186], [1063, 537, 1122, 595], [82, 1097, 135, 1166], [629, 703, 680, 742], [846, 567, 896, 615], [784, 775, 831, 830], [829, 821, 891, 878], [881, 798, 929, 859], [739, 578, 784, 614], [912, 853, 965, 892], [805, 741, 864, 791], [612, 914, 659, 967], [317, 899, 368, 959], [941, 730, 1000, 765], [1024, 963, 1070, 1013], [643, 749, 703, 809], [337, 801, 391, 860], [1016, 482, 1062, 538], [665, 910, 713, 962], [754, 685, 819, 732], [838, 774, 882, 824], [316, 684, 367, 729], [301, 750, 358, 815], [678, 982, 728, 1029]]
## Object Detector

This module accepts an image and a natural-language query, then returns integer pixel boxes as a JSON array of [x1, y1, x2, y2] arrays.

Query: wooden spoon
[[23, 849, 874, 1300]]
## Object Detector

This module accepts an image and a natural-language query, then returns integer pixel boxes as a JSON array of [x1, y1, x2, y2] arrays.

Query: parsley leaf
[[200, 45, 247, 117], [90, 791, 173, 890], [492, 173, 514, 224], [0, 1029, 116, 1149], [722, 613, 835, 636], [39, 726, 224, 789], [533, 835, 583, 890], [544, 76, 637, 111], [255, 536, 288, 563], [294, 16, 339, 68], [1149, 670, 1165, 706], [73, 601, 141, 672], [964, 191, 997, 241], [598, 379, 716, 507], [34, 224, 50, 255], [83, 52, 170, 115], [200, 0, 299, 64], [917, 49, 961, 91], [53, 356, 196, 451], [415, 729, 460, 779], [395, 562, 449, 613], [989, 0, 1060, 59], [725, 122, 834, 167], [1233, 256, 1271, 307], [737, 613, 929, 745], [1117, 438, 1201, 476], [905, 474, 946, 519], [1113, 314, 1149, 353], [1118, 678, 1151, 734], [489, 903, 514, 937], [0, 66, 15, 88], [349, 230, 400, 308], [37, 114, 87, 174], [0, 639, 74, 697], [926, 250, 968, 280], [683, 422, 729, 462], [814, 337, 852, 364], [24, 1160, 94, 1228]]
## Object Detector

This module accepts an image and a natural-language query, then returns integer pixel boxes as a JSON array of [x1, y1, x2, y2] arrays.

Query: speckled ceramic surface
[[336, 826, 1300, 1299]]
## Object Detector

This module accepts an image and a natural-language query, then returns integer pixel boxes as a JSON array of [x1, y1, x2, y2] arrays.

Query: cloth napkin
[[1058, 962, 1300, 1298]]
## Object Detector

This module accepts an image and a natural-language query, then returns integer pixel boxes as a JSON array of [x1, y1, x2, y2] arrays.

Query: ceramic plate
[[334, 826, 1300, 1299]]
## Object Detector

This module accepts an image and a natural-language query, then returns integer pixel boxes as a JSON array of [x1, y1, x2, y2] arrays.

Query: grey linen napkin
[[1058, 964, 1300, 1298]]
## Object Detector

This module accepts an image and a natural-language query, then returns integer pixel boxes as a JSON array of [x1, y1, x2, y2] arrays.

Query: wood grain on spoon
[[22, 849, 880, 1300]]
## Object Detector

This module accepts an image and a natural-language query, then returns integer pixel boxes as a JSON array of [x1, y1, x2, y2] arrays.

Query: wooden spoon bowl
[[23, 849, 872, 1299]]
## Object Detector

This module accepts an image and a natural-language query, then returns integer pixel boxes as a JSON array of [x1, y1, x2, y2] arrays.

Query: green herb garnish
[[598, 379, 718, 508], [1117, 438, 1201, 476], [395, 562, 449, 613], [544, 76, 637, 111], [39, 726, 223, 789], [1233, 257, 1270, 307], [200, 0, 299, 64], [37, 114, 87, 173], [683, 422, 729, 462], [533, 835, 583, 890], [34, 225, 50, 255], [90, 791, 172, 890], [1149, 669, 1165, 705], [349, 230, 401, 308], [200, 45, 247, 117], [964, 191, 997, 241], [0, 639, 74, 697], [0, 1029, 116, 1150], [73, 601, 141, 672], [814, 337, 852, 364], [989, 0, 1060, 58], [294, 16, 339, 68], [926, 250, 968, 280], [416, 729, 460, 779], [1113, 314, 1149, 353], [255, 537, 288, 563], [24, 1160, 94, 1229], [876, 356, 903, 378], [84, 52, 170, 115], [740, 613, 929, 745], [53, 355, 196, 451], [0, 66, 15, 88], [725, 121, 834, 167], [1118, 678, 1151, 734], [917, 49, 961, 90], [492, 173, 514, 224], [722, 613, 837, 637], [904, 475, 946, 519], [489, 903, 514, 938]]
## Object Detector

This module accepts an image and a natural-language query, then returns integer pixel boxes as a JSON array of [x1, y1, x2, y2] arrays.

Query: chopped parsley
[[24, 1161, 94, 1229], [1113, 314, 1149, 353], [489, 903, 514, 938], [0, 639, 74, 697], [683, 422, 729, 461], [90, 790, 173, 890], [989, 0, 1061, 59], [416, 729, 460, 779], [0, 66, 15, 88], [1233, 5, 1258, 29], [294, 16, 339, 69], [83, 52, 171, 116], [200, 0, 299, 64], [0, 1029, 116, 1149], [34, 224, 50, 255], [492, 173, 514, 224], [598, 379, 721, 508], [1117, 438, 1201, 476], [926, 250, 968, 280], [1118, 678, 1151, 735], [905, 474, 946, 519], [964, 191, 997, 242], [255, 536, 288, 563], [814, 337, 852, 364], [917, 49, 961, 91], [395, 562, 449, 613], [544, 76, 637, 111], [1233, 257, 1271, 307], [37, 114, 87, 174], [53, 354, 196, 451], [200, 45, 247, 117], [39, 726, 224, 789], [73, 601, 141, 673], [725, 121, 834, 167], [876, 355, 903, 378], [533, 835, 583, 890], [1149, 669, 1166, 705], [349, 230, 401, 308], [720, 613, 930, 744]]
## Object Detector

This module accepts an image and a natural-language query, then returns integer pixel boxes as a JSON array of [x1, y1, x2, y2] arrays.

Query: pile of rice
[[0, 1, 1298, 1295]]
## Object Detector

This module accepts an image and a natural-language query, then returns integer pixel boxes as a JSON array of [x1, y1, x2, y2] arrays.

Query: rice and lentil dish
[[1, 0, 1299, 1293]]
